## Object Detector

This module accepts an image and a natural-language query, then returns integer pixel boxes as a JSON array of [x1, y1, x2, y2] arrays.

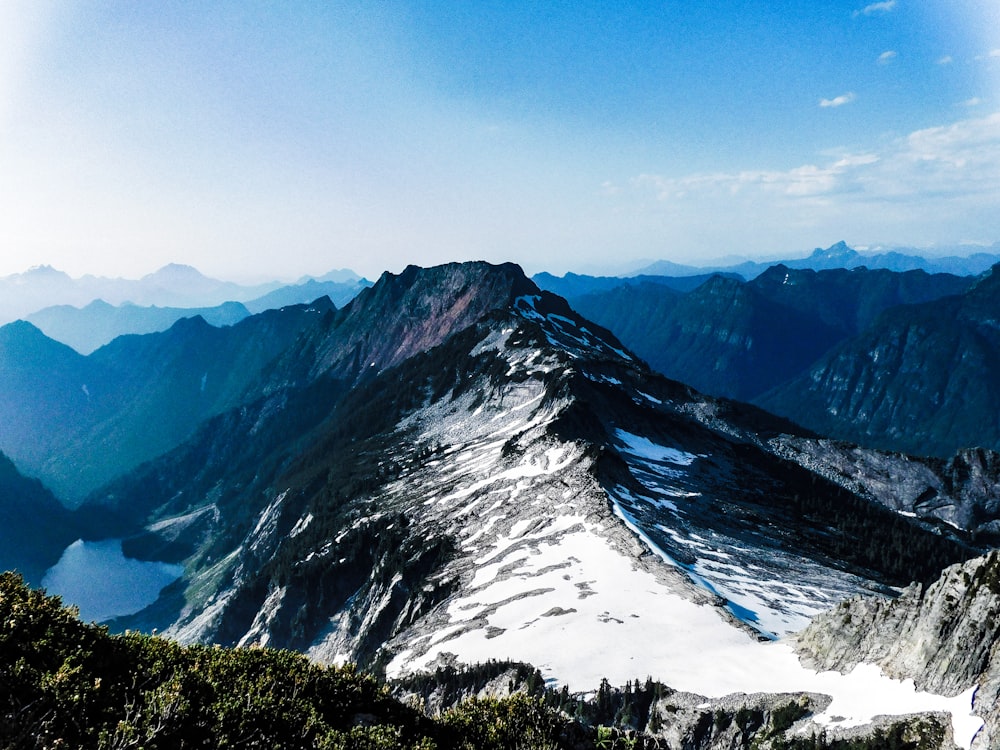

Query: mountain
[[796, 550, 1000, 748], [759, 265, 1000, 458], [243, 277, 372, 313], [0, 320, 100, 485], [0, 262, 543, 504], [132, 263, 268, 306], [26, 299, 252, 354], [619, 258, 707, 277], [21, 277, 372, 354], [51, 261, 990, 736], [0, 263, 368, 326], [301, 267, 367, 284], [4, 260, 993, 742], [564, 265, 972, 402], [629, 240, 1000, 279], [532, 271, 739, 298], [0, 453, 81, 585], [0, 263, 283, 324], [0, 299, 337, 503]]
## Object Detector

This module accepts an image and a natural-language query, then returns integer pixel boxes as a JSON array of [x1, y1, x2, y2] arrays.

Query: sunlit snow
[[353, 319, 983, 746]]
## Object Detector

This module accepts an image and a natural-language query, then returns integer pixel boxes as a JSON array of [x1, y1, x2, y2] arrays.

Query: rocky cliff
[[796, 551, 1000, 748]]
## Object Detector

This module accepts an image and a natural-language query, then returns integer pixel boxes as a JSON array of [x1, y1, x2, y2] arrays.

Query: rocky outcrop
[[771, 437, 1000, 539], [796, 551, 1000, 748], [645, 691, 953, 750]]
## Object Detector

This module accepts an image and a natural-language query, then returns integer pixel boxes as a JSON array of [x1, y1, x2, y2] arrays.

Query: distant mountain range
[[0, 264, 371, 353], [0, 263, 371, 329], [25, 300, 252, 355], [531, 271, 740, 300], [625, 240, 1000, 279], [557, 264, 974, 403]]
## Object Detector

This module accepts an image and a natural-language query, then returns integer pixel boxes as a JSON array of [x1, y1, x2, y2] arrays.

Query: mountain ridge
[[3, 259, 994, 745], [561, 264, 973, 403], [628, 240, 1000, 279], [760, 263, 1000, 457], [65, 263, 982, 662], [0, 263, 370, 327]]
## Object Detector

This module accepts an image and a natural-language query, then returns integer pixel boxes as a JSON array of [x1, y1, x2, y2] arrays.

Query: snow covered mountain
[[49, 261, 992, 745]]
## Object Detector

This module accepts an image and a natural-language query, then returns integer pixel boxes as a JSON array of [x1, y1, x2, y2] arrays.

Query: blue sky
[[1, 1, 998, 281]]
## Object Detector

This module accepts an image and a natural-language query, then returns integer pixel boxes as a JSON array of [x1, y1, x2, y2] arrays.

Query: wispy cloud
[[819, 92, 856, 108], [877, 50, 897, 65], [633, 152, 881, 202], [854, 0, 897, 17], [975, 50, 1000, 61], [750, 114, 995, 198], [962, 97, 983, 107], [627, 112, 1000, 241], [937, 55, 954, 65]]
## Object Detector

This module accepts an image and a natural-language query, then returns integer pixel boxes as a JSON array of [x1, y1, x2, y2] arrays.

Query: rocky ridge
[[796, 551, 1000, 749], [770, 438, 1000, 540]]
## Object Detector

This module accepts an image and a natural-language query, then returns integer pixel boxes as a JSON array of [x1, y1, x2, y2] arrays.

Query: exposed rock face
[[645, 691, 953, 750], [796, 551, 1000, 749], [296, 261, 541, 385], [771, 438, 1000, 540]]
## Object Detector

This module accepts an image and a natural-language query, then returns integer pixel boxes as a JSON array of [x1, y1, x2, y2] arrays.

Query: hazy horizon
[[2, 1, 998, 282], [4, 238, 1000, 286]]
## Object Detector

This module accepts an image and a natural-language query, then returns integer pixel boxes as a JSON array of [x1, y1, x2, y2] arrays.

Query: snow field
[[384, 334, 983, 747], [391, 515, 982, 748]]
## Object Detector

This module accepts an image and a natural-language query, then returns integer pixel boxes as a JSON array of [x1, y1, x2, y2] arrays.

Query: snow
[[615, 430, 698, 465], [289, 513, 314, 537], [373, 319, 983, 746], [388, 518, 983, 747], [250, 490, 288, 542], [146, 504, 216, 533]]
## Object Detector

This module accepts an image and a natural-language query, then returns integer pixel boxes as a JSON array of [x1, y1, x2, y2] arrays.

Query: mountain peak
[[142, 264, 211, 283], [810, 241, 856, 260], [308, 261, 540, 381], [303, 268, 364, 284]]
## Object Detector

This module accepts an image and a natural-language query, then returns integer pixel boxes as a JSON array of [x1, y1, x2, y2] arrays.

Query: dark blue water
[[42, 539, 183, 622]]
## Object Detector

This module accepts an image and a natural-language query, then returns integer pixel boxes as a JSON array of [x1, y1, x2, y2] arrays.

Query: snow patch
[[615, 430, 698, 465]]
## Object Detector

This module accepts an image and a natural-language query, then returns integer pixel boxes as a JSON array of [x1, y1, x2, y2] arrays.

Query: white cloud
[[878, 50, 897, 64], [626, 112, 1000, 250], [938, 55, 954, 65], [962, 97, 984, 107], [639, 113, 1000, 203], [633, 152, 881, 202], [854, 0, 897, 17], [819, 92, 857, 108]]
